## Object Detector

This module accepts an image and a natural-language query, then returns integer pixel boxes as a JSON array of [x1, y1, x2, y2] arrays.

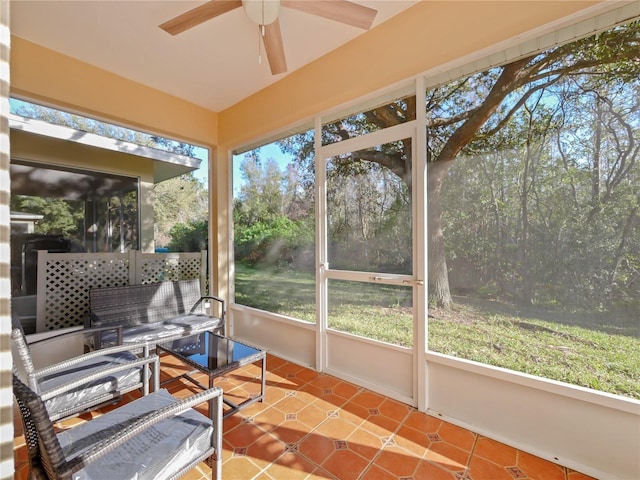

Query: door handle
[[368, 276, 424, 286]]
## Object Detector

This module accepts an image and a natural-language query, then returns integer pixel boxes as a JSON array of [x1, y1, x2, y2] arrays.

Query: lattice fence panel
[[36, 251, 206, 332], [40, 254, 129, 331], [138, 252, 205, 286]]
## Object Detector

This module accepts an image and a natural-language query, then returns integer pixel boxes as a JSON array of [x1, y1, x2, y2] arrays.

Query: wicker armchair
[[13, 374, 223, 480], [12, 313, 159, 422]]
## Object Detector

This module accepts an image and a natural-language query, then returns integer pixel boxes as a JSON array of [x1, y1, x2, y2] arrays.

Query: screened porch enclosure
[[230, 8, 640, 480], [4, 2, 640, 480]]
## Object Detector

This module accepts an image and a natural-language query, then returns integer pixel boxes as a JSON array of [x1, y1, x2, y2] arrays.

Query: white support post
[[36, 250, 47, 332], [200, 250, 207, 294], [314, 115, 327, 373], [414, 75, 429, 412], [129, 250, 138, 284]]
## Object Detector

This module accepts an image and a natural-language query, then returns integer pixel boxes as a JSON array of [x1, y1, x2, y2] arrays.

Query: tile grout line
[[230, 370, 358, 480], [464, 431, 480, 480], [293, 377, 387, 479], [354, 399, 416, 479]]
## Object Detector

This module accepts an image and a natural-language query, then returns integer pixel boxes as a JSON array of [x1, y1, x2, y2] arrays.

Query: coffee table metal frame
[[156, 332, 266, 418]]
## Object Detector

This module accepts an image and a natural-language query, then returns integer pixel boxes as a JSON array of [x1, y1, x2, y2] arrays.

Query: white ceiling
[[10, 0, 418, 112]]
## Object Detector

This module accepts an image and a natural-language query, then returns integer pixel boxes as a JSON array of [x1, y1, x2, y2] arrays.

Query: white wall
[[230, 305, 316, 368], [425, 352, 640, 480], [325, 330, 414, 406]]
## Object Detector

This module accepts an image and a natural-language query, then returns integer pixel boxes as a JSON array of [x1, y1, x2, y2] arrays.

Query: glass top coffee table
[[156, 332, 266, 418]]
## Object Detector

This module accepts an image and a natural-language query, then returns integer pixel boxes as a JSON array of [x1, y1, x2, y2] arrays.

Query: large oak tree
[[286, 20, 640, 309]]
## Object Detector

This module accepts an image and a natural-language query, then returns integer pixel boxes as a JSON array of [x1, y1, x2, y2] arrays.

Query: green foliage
[[168, 220, 208, 252], [154, 173, 208, 247], [235, 215, 313, 268], [437, 21, 640, 311], [11, 195, 84, 238], [233, 152, 315, 270], [234, 262, 316, 321], [236, 263, 640, 399], [234, 155, 288, 223], [428, 299, 640, 399]]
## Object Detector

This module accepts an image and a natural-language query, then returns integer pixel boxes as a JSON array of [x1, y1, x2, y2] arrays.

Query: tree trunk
[[519, 146, 533, 306], [606, 200, 639, 307], [427, 160, 454, 309], [425, 58, 534, 309], [592, 97, 602, 209]]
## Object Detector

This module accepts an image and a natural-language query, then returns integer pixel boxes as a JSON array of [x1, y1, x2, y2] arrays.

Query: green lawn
[[428, 302, 640, 399], [234, 263, 640, 399]]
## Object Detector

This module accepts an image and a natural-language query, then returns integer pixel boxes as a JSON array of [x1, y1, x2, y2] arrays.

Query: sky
[[192, 146, 209, 186], [232, 142, 291, 196]]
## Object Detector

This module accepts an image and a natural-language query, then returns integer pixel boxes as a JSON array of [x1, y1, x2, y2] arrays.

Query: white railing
[[35, 250, 207, 332]]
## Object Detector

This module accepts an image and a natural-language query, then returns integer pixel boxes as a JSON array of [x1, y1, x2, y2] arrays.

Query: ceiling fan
[[160, 0, 377, 75]]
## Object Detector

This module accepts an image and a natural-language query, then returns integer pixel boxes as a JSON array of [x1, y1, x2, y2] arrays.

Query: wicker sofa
[[88, 279, 225, 347]]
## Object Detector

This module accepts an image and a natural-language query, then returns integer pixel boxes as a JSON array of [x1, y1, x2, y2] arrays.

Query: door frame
[[314, 117, 424, 405]]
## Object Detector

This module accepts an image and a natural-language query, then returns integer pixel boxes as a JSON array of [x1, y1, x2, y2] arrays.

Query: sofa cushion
[[99, 315, 223, 346], [163, 313, 222, 331]]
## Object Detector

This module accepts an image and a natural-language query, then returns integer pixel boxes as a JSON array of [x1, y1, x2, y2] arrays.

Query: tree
[[235, 155, 287, 224], [10, 195, 84, 237], [283, 21, 640, 309], [154, 174, 208, 247], [233, 153, 314, 269], [439, 61, 639, 310]]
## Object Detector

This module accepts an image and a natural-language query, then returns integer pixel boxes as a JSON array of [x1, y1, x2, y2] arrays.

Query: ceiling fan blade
[[281, 0, 377, 30], [263, 19, 287, 75], [160, 0, 242, 35]]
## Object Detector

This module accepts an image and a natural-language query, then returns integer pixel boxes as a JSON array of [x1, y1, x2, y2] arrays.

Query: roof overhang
[[9, 114, 201, 199]]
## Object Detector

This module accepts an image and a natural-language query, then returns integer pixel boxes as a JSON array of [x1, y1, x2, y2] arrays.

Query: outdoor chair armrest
[[63, 386, 224, 478], [190, 295, 226, 319], [36, 354, 160, 400], [32, 341, 151, 378], [28, 325, 124, 349]]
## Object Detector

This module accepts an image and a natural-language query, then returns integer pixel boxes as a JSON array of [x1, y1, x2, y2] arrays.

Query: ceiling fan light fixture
[[242, 0, 280, 26]]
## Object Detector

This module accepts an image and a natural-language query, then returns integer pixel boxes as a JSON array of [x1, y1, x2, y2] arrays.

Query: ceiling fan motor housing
[[242, 0, 280, 25]]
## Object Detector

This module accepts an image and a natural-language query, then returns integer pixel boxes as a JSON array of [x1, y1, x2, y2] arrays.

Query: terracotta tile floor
[[14, 353, 598, 480]]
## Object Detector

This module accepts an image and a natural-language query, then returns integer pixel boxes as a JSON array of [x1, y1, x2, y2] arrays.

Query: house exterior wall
[[9, 34, 219, 269], [10, 130, 156, 252]]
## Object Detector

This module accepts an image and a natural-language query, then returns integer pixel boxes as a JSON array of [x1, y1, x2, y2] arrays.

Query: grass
[[235, 263, 316, 321], [428, 301, 640, 399], [235, 263, 640, 399]]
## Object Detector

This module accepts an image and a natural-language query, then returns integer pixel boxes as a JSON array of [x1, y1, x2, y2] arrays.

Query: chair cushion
[[57, 389, 213, 480], [38, 351, 142, 418]]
